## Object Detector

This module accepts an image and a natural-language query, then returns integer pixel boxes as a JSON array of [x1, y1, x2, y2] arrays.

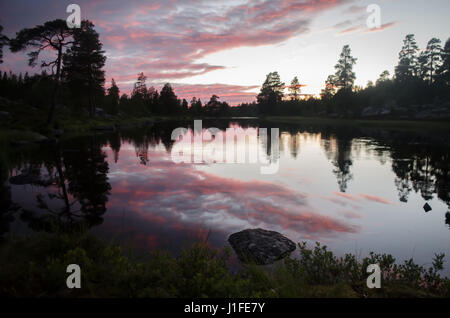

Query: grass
[[0, 232, 449, 298]]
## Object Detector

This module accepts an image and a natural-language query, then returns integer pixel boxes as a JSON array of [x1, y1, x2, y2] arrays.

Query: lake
[[2, 119, 450, 275]]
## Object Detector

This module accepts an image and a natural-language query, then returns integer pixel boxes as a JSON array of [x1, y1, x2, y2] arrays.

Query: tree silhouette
[[438, 37, 450, 85], [10, 19, 74, 125], [105, 78, 120, 115], [334, 45, 357, 90], [288, 76, 301, 100], [376, 70, 391, 85], [321, 75, 337, 100], [0, 25, 9, 64], [63, 20, 106, 118], [132, 72, 148, 99], [190, 97, 203, 115], [257, 72, 285, 114], [160, 83, 179, 115], [419, 38, 443, 84], [395, 34, 419, 82]]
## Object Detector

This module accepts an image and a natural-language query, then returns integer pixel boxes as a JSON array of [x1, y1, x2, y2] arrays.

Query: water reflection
[[5, 136, 111, 232], [1, 119, 450, 270]]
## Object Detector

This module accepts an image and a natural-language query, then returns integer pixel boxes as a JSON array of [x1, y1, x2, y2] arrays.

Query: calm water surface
[[2, 119, 450, 274]]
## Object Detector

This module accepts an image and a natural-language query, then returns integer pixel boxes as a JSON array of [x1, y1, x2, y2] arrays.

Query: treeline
[[0, 69, 235, 117], [251, 35, 450, 118], [0, 19, 449, 121], [0, 20, 240, 122]]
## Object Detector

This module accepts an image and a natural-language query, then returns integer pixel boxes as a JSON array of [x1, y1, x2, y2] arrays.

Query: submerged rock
[[228, 228, 296, 265]]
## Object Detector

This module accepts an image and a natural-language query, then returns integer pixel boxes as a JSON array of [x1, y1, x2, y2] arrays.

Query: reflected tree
[[20, 137, 111, 232]]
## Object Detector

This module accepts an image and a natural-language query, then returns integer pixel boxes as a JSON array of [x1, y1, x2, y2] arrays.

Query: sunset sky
[[1, 0, 449, 104]]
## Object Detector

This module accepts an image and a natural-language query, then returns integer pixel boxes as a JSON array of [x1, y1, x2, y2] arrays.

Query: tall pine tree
[[63, 20, 106, 117], [395, 34, 419, 82], [419, 38, 443, 84], [439, 38, 450, 85], [0, 25, 9, 64], [334, 45, 357, 90]]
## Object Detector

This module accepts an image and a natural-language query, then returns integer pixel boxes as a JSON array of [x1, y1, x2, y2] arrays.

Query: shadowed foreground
[[0, 233, 449, 298]]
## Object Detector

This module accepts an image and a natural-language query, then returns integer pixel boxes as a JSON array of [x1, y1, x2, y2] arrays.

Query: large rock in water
[[228, 228, 296, 265]]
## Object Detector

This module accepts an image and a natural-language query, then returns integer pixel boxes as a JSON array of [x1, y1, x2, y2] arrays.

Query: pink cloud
[[1, 0, 352, 105], [364, 21, 399, 33]]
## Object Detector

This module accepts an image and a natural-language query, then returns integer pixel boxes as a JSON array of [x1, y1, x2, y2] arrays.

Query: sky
[[0, 0, 449, 105]]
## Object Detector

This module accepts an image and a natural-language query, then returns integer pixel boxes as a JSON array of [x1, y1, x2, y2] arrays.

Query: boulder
[[423, 202, 432, 213], [228, 228, 296, 265]]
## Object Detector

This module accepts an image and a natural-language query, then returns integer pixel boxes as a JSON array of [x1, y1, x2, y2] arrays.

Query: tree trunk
[[47, 45, 63, 126]]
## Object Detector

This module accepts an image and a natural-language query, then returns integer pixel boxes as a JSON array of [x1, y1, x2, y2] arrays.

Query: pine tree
[[105, 78, 120, 115], [419, 38, 443, 84], [395, 34, 419, 82], [288, 76, 301, 100], [334, 45, 357, 90], [63, 20, 106, 117], [159, 83, 179, 115], [0, 25, 9, 64], [376, 70, 391, 85], [132, 72, 147, 99], [438, 38, 450, 85], [321, 75, 337, 100], [257, 71, 285, 114]]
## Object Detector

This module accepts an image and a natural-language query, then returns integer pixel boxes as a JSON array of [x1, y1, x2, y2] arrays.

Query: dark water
[[1, 119, 450, 274]]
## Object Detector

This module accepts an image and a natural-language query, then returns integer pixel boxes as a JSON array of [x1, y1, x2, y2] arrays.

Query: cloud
[[0, 0, 352, 104], [171, 83, 259, 105], [333, 192, 395, 205], [343, 5, 367, 14], [338, 25, 364, 35], [364, 21, 398, 33]]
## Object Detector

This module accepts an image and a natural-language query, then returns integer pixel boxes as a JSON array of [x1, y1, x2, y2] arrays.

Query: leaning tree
[[9, 19, 74, 125]]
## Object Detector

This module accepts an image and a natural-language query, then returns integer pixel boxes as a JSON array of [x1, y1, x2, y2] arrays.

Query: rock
[[228, 228, 296, 265], [423, 202, 432, 213]]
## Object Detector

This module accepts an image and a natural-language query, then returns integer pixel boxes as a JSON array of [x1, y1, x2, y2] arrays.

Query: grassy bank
[[0, 233, 449, 298]]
